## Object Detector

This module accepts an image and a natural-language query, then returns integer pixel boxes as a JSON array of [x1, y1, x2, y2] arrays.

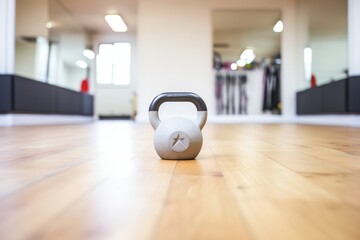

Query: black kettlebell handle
[[149, 92, 207, 112], [148, 92, 208, 130]]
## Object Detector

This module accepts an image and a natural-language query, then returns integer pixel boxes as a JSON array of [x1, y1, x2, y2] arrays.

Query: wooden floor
[[0, 122, 359, 240]]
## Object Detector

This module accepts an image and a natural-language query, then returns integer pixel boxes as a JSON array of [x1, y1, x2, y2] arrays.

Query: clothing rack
[[215, 70, 248, 115], [262, 65, 281, 113]]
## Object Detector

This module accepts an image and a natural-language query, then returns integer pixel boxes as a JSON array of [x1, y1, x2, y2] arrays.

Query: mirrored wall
[[212, 10, 282, 115], [15, 0, 93, 92], [303, 0, 348, 86]]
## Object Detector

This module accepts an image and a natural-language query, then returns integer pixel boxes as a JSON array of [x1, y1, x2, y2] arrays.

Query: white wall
[[15, 38, 36, 78], [15, 36, 49, 81], [94, 33, 137, 117], [0, 0, 15, 74], [137, 0, 213, 122], [311, 37, 348, 85], [136, 0, 298, 122], [48, 32, 88, 89], [348, 0, 360, 76]]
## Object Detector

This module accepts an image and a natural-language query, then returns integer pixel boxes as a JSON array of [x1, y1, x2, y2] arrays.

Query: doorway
[[212, 10, 282, 115]]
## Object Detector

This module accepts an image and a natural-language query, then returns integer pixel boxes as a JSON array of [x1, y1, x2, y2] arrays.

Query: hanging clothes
[[215, 71, 224, 114], [225, 72, 231, 114], [229, 72, 236, 114], [262, 65, 281, 113], [238, 74, 248, 115]]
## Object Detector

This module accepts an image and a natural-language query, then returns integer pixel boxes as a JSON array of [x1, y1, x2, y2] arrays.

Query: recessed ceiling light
[[76, 60, 88, 69], [83, 49, 95, 60], [104, 14, 127, 32], [240, 49, 256, 64], [230, 63, 238, 70], [236, 59, 246, 67], [46, 21, 54, 29], [273, 20, 283, 33]]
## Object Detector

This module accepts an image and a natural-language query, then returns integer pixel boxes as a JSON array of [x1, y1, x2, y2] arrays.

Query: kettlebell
[[149, 92, 207, 160]]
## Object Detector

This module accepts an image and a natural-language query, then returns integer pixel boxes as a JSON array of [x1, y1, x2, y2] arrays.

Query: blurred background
[[1, 0, 358, 125]]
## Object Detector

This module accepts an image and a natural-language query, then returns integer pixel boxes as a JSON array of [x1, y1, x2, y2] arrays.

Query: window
[[96, 43, 131, 85]]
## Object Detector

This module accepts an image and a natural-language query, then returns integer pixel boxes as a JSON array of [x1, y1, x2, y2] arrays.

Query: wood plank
[[300, 173, 360, 208], [0, 162, 115, 240], [262, 151, 354, 174], [238, 200, 360, 240], [155, 147, 252, 240], [207, 125, 360, 240], [307, 152, 360, 172], [34, 151, 177, 240], [213, 151, 336, 201]]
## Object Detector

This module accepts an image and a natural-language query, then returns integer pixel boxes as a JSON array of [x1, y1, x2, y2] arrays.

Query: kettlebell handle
[[149, 92, 207, 130]]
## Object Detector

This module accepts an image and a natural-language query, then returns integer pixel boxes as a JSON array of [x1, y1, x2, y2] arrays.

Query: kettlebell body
[[149, 92, 207, 160]]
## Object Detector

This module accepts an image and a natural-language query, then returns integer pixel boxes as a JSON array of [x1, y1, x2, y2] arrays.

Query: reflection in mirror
[[212, 10, 281, 115], [15, 0, 49, 81], [48, 0, 89, 91], [14, 0, 93, 92], [304, 0, 347, 87]]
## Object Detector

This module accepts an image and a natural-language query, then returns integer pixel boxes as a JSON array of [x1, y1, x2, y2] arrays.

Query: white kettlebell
[[149, 92, 207, 160]]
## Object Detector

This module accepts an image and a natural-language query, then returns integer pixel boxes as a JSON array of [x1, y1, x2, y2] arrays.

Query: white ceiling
[[56, 0, 138, 34], [53, 0, 347, 53], [55, 0, 347, 36]]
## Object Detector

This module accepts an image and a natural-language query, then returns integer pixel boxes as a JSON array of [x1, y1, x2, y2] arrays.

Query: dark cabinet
[[0, 75, 94, 116]]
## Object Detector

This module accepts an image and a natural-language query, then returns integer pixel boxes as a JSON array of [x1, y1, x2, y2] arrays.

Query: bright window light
[[304, 47, 312, 81], [273, 20, 283, 33], [96, 43, 131, 85], [113, 43, 131, 85], [104, 14, 127, 32], [76, 60, 88, 69], [83, 49, 95, 60]]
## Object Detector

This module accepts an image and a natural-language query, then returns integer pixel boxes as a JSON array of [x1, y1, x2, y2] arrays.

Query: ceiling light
[[46, 21, 54, 29], [240, 49, 256, 64], [273, 20, 283, 33], [236, 59, 246, 67], [304, 47, 312, 81], [76, 60, 88, 69], [104, 14, 127, 32], [304, 47, 312, 64], [83, 49, 95, 60], [230, 63, 238, 70]]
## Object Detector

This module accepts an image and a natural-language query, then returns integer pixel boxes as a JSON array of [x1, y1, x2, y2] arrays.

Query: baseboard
[[99, 115, 132, 120], [0, 114, 95, 127], [137, 113, 360, 127]]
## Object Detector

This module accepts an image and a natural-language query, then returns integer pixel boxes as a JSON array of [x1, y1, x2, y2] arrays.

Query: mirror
[[15, 0, 49, 82], [14, 0, 93, 92], [304, 0, 348, 87], [212, 10, 282, 115]]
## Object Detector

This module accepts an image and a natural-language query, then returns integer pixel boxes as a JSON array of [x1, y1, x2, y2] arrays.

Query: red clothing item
[[310, 74, 317, 88], [81, 79, 89, 93]]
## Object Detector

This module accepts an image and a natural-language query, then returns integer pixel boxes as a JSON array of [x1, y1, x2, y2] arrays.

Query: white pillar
[[281, 2, 297, 117], [0, 0, 16, 74], [348, 0, 360, 76]]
